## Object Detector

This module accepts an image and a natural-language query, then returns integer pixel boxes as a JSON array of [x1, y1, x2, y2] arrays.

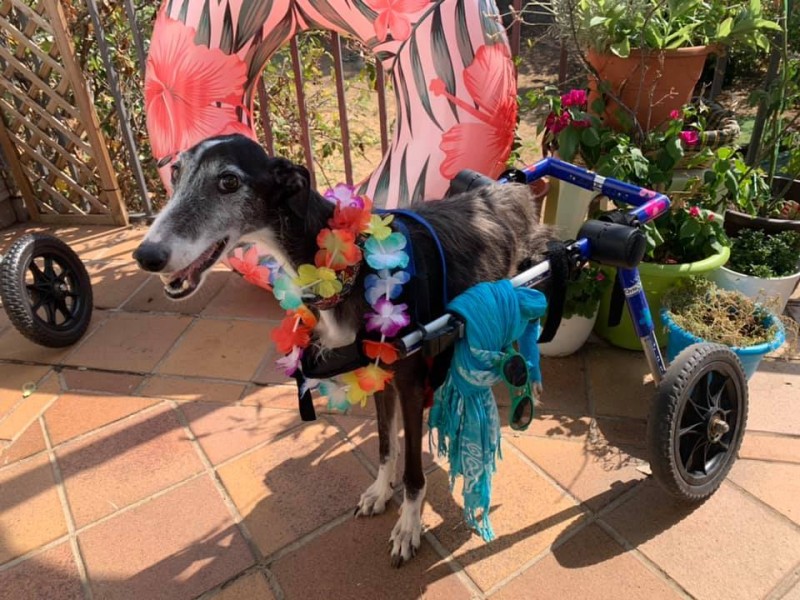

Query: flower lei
[[269, 184, 411, 409]]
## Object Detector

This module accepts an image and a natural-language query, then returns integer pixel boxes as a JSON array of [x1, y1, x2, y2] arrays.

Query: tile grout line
[[0, 369, 54, 429], [723, 478, 800, 533], [142, 314, 201, 375], [114, 271, 154, 312], [0, 394, 60, 456], [54, 310, 114, 370], [0, 533, 72, 574], [39, 415, 94, 600], [763, 558, 800, 600]]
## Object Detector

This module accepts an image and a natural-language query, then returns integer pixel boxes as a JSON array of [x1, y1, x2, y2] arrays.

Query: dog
[[133, 134, 554, 566]]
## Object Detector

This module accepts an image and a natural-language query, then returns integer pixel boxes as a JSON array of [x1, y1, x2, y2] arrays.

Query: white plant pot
[[540, 308, 599, 357], [709, 265, 800, 314]]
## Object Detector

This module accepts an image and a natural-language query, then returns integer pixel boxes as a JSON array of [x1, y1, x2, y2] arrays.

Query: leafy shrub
[[727, 229, 800, 278]]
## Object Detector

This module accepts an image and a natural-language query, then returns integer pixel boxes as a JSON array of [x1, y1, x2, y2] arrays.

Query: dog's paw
[[354, 478, 394, 517], [389, 488, 425, 567]]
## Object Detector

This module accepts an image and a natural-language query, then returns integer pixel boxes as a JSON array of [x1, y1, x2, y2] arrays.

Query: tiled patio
[[0, 224, 798, 600]]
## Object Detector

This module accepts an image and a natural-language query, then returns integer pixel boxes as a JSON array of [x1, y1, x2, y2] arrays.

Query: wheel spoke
[[678, 421, 703, 438], [55, 296, 73, 321], [43, 301, 57, 325], [44, 256, 56, 280], [28, 261, 46, 283]]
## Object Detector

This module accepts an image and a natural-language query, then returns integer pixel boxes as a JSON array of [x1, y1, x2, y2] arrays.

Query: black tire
[[647, 342, 748, 502], [0, 233, 93, 347]]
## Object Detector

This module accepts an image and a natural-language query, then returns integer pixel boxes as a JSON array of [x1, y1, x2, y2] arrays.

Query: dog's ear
[[272, 159, 310, 218]]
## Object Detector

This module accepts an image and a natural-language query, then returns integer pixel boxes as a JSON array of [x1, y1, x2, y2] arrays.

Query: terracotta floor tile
[[538, 354, 589, 414], [85, 260, 149, 309], [0, 542, 83, 600], [500, 410, 592, 441], [158, 319, 273, 380], [241, 384, 306, 409], [0, 312, 107, 364], [213, 571, 274, 600], [738, 432, 800, 464], [64, 312, 192, 373], [601, 481, 800, 600], [180, 402, 301, 465], [1, 421, 46, 467], [331, 414, 436, 472], [0, 364, 51, 417], [746, 360, 800, 435], [592, 417, 648, 451], [785, 580, 800, 600], [202, 275, 284, 320], [79, 476, 254, 600], [217, 421, 373, 556], [272, 511, 473, 600], [508, 435, 646, 512], [728, 459, 800, 525], [80, 226, 147, 262], [45, 393, 160, 446], [492, 524, 680, 600], [56, 405, 204, 527], [0, 392, 57, 445], [140, 375, 245, 404], [251, 346, 294, 386], [0, 454, 68, 565], [61, 369, 144, 395], [586, 346, 654, 419], [424, 449, 586, 592], [124, 270, 229, 314]]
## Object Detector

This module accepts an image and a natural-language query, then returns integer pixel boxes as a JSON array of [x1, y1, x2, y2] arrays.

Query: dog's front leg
[[355, 387, 398, 517], [389, 362, 426, 567]]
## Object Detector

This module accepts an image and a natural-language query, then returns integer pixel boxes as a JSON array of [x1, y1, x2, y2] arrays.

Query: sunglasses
[[500, 350, 534, 431]]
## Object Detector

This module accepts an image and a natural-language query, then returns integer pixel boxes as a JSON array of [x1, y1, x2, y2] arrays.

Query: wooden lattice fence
[[0, 0, 128, 225]]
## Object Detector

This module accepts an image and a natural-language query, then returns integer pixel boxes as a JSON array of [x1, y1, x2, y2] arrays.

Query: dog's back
[[410, 183, 552, 300]]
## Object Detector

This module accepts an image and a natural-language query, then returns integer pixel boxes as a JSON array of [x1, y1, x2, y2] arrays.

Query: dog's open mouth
[[160, 238, 228, 299]]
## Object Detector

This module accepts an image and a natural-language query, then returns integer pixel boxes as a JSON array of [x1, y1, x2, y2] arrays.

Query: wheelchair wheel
[[646, 342, 748, 502], [0, 233, 93, 347]]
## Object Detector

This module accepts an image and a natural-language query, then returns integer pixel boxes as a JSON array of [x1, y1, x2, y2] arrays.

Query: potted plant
[[549, 0, 780, 131], [709, 229, 800, 313], [540, 264, 611, 356], [661, 278, 788, 379]]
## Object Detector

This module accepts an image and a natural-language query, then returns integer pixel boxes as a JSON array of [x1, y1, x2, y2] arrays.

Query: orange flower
[[294, 306, 318, 329], [354, 363, 394, 393], [363, 340, 399, 365], [329, 196, 373, 235], [271, 314, 311, 354], [315, 229, 362, 270]]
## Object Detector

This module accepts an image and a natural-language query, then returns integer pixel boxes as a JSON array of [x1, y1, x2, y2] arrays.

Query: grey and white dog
[[133, 134, 554, 566]]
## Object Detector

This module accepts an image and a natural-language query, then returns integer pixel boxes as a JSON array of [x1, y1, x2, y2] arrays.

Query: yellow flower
[[340, 371, 370, 406], [315, 266, 343, 298], [366, 214, 394, 241], [294, 264, 320, 289]]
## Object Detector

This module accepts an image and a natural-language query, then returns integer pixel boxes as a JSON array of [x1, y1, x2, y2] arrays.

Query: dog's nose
[[133, 242, 170, 272]]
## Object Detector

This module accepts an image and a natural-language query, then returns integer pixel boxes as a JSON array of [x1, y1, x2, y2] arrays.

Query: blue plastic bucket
[[661, 308, 785, 380]]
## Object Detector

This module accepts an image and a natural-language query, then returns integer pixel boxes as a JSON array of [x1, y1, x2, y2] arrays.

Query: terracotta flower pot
[[587, 46, 715, 132]]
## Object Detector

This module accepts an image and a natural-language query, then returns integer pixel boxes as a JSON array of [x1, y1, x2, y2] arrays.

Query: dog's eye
[[219, 173, 240, 193]]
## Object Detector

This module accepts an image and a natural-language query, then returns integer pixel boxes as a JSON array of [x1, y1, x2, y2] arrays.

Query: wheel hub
[[707, 412, 730, 443]]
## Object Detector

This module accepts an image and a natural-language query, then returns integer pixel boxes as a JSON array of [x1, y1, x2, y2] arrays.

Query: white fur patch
[[390, 484, 426, 566], [316, 310, 357, 349], [356, 411, 398, 517]]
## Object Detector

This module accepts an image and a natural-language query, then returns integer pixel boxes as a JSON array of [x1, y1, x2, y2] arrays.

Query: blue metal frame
[[506, 158, 671, 380]]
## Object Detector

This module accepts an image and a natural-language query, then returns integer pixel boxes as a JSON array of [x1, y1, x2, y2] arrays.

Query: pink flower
[[367, 0, 430, 42], [228, 245, 273, 290], [679, 131, 700, 146], [669, 109, 681, 120], [707, 213, 715, 221], [276, 346, 303, 376], [545, 111, 572, 134], [432, 44, 517, 180], [561, 89, 587, 108], [365, 298, 410, 337], [596, 272, 605, 281], [689, 206, 701, 218], [323, 183, 364, 209]]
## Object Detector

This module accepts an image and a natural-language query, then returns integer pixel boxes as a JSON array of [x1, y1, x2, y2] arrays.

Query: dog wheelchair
[[0, 233, 93, 347], [395, 158, 748, 504]]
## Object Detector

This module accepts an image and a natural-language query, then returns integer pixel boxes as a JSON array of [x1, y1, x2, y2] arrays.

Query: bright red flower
[[354, 364, 394, 393], [271, 315, 312, 354], [363, 340, 399, 365], [329, 196, 373, 235], [431, 44, 518, 180], [145, 10, 254, 162], [368, 0, 430, 42]]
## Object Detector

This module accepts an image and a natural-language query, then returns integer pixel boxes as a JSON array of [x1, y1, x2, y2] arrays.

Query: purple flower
[[323, 183, 364, 209], [276, 346, 302, 376], [365, 298, 410, 337]]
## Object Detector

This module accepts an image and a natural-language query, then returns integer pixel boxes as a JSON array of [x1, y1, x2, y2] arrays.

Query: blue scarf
[[428, 280, 547, 541]]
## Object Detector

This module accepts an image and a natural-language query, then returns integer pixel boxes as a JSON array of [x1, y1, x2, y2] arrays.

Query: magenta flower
[[679, 131, 700, 146], [689, 206, 701, 218], [276, 346, 302, 376], [365, 298, 410, 337], [323, 183, 364, 209], [669, 109, 681, 120], [561, 89, 587, 108]]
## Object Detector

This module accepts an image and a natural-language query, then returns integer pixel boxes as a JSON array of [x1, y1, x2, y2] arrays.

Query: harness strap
[[607, 270, 626, 328], [538, 240, 570, 344]]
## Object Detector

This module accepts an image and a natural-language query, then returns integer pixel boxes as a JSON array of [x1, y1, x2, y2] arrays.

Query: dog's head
[[133, 134, 310, 299]]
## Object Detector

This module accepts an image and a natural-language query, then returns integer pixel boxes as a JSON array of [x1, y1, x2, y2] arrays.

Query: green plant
[[644, 205, 729, 263], [552, 0, 779, 57], [564, 265, 612, 318], [662, 277, 778, 347], [727, 229, 800, 278]]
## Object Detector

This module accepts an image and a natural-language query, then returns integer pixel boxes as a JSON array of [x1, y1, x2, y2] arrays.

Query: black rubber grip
[[577, 220, 646, 269]]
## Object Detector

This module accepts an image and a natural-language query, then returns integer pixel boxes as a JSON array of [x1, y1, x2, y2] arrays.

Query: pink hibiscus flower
[[145, 10, 254, 161], [430, 44, 518, 180], [679, 131, 700, 147], [367, 0, 430, 42], [228, 245, 273, 290]]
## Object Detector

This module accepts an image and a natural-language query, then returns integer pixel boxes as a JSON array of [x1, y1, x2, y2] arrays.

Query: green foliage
[[555, 0, 780, 57], [644, 205, 729, 264], [564, 264, 612, 319], [727, 229, 800, 278]]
